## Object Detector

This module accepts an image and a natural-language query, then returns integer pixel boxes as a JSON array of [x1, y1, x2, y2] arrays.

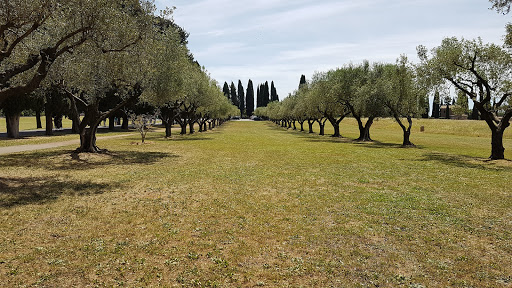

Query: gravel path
[[0, 134, 132, 155]]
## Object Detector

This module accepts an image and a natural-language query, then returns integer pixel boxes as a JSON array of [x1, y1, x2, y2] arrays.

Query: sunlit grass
[[0, 116, 74, 132], [1, 120, 511, 287], [0, 117, 197, 148], [301, 117, 512, 159]]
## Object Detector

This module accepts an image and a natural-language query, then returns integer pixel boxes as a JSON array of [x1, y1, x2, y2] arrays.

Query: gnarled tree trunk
[[316, 118, 327, 136], [45, 106, 54, 136], [108, 115, 115, 130], [490, 129, 505, 160], [79, 124, 102, 153], [36, 111, 42, 129], [176, 118, 187, 135], [298, 120, 305, 132], [164, 122, 172, 137], [393, 114, 415, 147], [5, 113, 20, 138], [121, 113, 128, 130], [188, 120, 195, 134], [332, 123, 340, 137], [162, 118, 171, 137], [356, 116, 374, 142], [54, 115, 63, 129], [307, 119, 314, 133], [71, 118, 80, 134], [326, 112, 349, 138], [161, 104, 177, 138]]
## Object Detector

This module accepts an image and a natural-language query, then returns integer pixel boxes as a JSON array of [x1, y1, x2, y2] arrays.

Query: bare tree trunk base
[[5, 114, 20, 139], [355, 137, 373, 142]]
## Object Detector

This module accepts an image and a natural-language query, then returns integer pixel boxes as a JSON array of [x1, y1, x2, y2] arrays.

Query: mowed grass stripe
[[0, 120, 511, 287]]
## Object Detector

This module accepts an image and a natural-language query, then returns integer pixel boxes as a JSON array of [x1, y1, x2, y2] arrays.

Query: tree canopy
[[0, 0, 154, 105]]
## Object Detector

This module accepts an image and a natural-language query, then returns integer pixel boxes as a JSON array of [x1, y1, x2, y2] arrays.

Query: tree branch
[[99, 83, 142, 122], [499, 109, 512, 131], [62, 87, 88, 107], [0, 26, 91, 104], [0, 22, 14, 38], [55, 35, 88, 58], [469, 68, 492, 104], [0, 21, 41, 63], [100, 36, 141, 53], [54, 26, 90, 50], [0, 53, 41, 88], [495, 93, 511, 108], [446, 76, 478, 102]]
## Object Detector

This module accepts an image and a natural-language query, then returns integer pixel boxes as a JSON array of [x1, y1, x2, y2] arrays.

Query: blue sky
[[155, 0, 510, 99]]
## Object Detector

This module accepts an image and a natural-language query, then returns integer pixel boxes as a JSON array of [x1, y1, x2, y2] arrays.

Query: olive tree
[[313, 71, 351, 137], [195, 79, 229, 132], [49, 3, 156, 152], [280, 94, 298, 130], [301, 82, 328, 135], [291, 86, 310, 132], [418, 37, 512, 159], [294, 83, 317, 134], [141, 22, 190, 138], [330, 62, 382, 141], [381, 56, 427, 146], [173, 65, 217, 135]]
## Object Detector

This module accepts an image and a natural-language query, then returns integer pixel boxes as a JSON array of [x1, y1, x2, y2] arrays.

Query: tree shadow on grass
[[274, 125, 351, 142], [297, 134, 423, 149], [168, 136, 213, 142], [0, 150, 178, 171], [351, 140, 426, 150], [418, 152, 512, 171], [0, 176, 110, 208], [0, 127, 128, 140], [299, 135, 354, 144]]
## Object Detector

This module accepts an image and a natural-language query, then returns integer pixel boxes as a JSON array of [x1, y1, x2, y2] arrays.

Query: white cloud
[[156, 0, 510, 98], [194, 42, 248, 58]]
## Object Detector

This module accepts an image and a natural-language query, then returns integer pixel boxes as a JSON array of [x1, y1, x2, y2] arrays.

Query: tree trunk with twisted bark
[[307, 119, 315, 133], [5, 113, 20, 139]]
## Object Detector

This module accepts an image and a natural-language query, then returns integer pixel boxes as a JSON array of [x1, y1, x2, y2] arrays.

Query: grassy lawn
[[0, 116, 74, 132], [1, 120, 511, 287], [0, 117, 102, 148], [0, 117, 189, 148]]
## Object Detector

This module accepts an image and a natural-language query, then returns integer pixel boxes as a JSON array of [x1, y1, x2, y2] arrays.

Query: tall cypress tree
[[222, 82, 230, 100], [230, 82, 239, 107], [432, 90, 440, 118], [237, 80, 245, 117], [246, 79, 255, 116], [270, 81, 278, 102], [256, 84, 261, 108], [421, 94, 429, 118], [299, 74, 306, 88], [444, 96, 452, 119], [263, 81, 270, 106]]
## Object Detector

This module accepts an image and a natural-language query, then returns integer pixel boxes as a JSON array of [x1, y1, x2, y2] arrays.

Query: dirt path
[[0, 134, 132, 155]]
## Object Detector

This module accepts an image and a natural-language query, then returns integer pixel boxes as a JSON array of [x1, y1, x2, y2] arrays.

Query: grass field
[[1, 119, 511, 287], [0, 117, 175, 148], [0, 116, 74, 133]]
